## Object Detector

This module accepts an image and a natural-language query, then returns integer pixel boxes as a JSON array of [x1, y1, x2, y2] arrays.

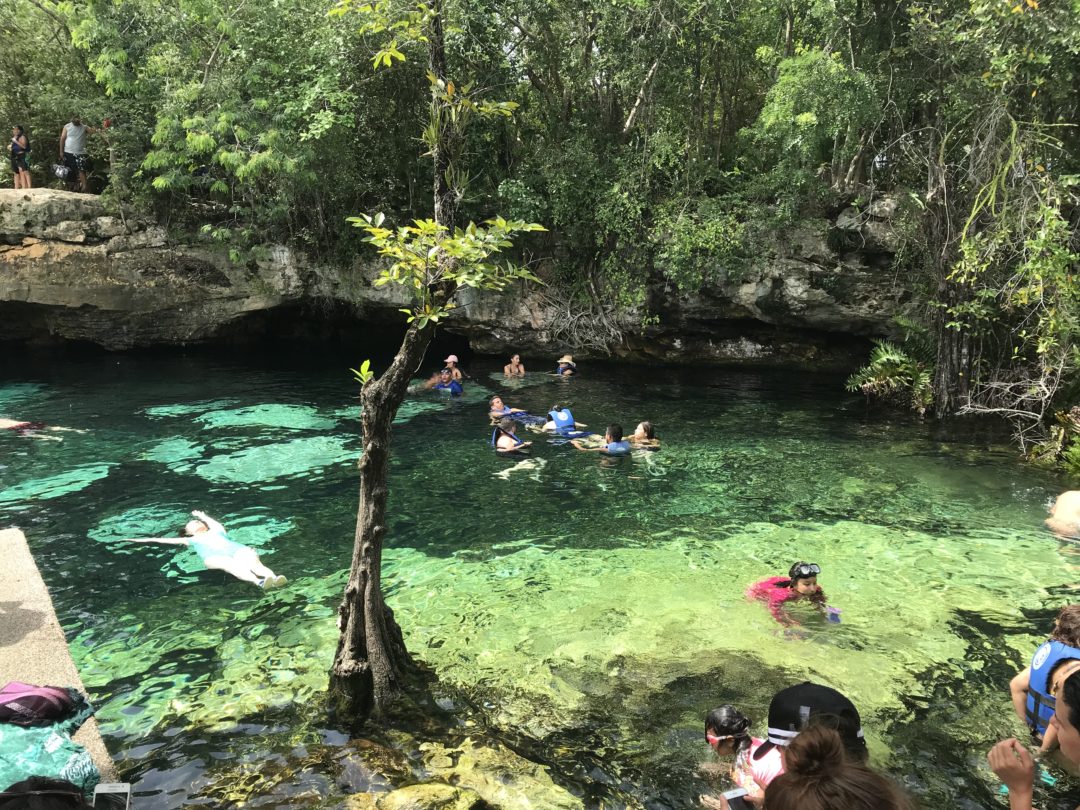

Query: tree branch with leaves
[[327, 0, 543, 722]]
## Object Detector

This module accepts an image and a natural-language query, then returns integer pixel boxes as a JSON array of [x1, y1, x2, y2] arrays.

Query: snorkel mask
[[788, 562, 821, 580]]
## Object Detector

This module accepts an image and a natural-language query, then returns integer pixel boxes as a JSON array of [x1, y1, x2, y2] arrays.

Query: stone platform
[[0, 527, 116, 782]]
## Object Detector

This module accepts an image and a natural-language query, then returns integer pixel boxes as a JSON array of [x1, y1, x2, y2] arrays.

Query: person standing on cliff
[[58, 116, 95, 193], [8, 126, 31, 189]]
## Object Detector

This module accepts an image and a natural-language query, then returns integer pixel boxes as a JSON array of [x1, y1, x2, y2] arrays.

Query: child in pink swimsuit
[[747, 562, 833, 627], [699, 704, 777, 807]]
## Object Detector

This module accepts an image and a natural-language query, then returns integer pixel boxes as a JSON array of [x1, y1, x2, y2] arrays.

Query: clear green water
[[1, 349, 1077, 808]]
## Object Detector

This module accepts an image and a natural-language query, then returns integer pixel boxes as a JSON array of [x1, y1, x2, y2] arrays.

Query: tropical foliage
[[2, 0, 1079, 459]]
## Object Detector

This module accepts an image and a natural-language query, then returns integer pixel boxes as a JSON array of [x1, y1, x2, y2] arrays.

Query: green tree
[[326, 0, 543, 720]]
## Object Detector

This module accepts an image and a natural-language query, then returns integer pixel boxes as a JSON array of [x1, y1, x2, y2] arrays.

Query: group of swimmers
[[701, 526, 1080, 808], [414, 349, 659, 458], [700, 599, 1080, 809], [489, 397, 659, 457]]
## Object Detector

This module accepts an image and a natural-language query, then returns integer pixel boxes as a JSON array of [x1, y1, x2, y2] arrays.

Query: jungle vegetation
[[2, 0, 1079, 466]]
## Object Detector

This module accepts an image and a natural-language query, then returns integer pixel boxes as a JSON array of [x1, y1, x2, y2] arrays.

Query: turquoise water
[[1, 349, 1077, 807]]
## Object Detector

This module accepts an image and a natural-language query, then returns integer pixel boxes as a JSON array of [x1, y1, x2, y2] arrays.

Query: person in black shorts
[[8, 125, 31, 189]]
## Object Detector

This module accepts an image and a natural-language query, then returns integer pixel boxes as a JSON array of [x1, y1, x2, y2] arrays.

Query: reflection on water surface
[[0, 351, 1076, 807]]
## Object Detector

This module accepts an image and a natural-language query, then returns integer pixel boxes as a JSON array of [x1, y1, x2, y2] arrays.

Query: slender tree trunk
[[329, 0, 456, 723], [329, 320, 435, 720]]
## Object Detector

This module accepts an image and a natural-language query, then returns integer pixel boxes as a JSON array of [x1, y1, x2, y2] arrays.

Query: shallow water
[[1, 349, 1077, 808]]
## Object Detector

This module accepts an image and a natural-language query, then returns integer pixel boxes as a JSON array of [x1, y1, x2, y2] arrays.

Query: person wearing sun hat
[[748, 682, 867, 789], [554, 354, 577, 376]]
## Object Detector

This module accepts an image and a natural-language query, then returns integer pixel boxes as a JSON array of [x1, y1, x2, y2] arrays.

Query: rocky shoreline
[[0, 189, 905, 366]]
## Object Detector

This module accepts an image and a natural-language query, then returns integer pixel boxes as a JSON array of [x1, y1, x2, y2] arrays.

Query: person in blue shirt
[[122, 510, 287, 589], [572, 424, 631, 455], [424, 368, 464, 395]]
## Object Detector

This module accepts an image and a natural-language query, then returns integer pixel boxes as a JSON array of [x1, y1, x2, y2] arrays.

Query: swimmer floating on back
[[489, 396, 525, 420], [542, 404, 586, 432], [1, 418, 84, 441], [747, 562, 838, 628], [122, 510, 287, 590]]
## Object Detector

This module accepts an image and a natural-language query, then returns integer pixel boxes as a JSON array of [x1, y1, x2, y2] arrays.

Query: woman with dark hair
[[699, 705, 769, 808], [991, 667, 1080, 810], [8, 126, 31, 189], [761, 726, 911, 810], [627, 421, 660, 448], [503, 353, 525, 377], [0, 777, 91, 808]]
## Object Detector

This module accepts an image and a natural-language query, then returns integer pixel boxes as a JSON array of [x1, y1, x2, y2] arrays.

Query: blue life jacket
[[548, 408, 575, 432], [491, 427, 524, 450], [1026, 639, 1080, 735], [555, 364, 576, 376], [436, 379, 463, 395], [605, 440, 631, 455]]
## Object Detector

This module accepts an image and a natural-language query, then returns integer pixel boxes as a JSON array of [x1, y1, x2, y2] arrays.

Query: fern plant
[[847, 340, 934, 416]]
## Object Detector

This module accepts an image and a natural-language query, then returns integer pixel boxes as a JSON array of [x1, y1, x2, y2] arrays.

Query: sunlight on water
[[0, 355, 1075, 808]]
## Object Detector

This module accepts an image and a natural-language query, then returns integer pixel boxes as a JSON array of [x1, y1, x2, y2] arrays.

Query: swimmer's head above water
[[787, 561, 821, 595], [185, 520, 209, 535]]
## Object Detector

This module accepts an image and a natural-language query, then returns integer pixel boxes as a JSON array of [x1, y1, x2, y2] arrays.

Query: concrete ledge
[[0, 528, 116, 782]]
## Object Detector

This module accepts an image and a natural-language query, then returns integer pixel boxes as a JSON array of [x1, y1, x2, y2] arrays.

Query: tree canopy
[[2, 0, 1079, 458]]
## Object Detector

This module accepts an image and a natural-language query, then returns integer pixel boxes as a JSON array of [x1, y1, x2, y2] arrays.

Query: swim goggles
[[791, 563, 821, 577], [706, 732, 737, 745]]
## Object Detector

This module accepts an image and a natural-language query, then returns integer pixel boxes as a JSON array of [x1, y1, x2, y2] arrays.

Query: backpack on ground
[[0, 682, 76, 726]]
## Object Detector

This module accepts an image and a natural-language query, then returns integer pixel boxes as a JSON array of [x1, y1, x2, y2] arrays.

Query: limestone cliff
[[0, 188, 905, 363], [0, 189, 304, 349]]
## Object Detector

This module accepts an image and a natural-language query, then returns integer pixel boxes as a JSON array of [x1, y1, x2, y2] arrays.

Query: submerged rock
[[372, 783, 491, 810]]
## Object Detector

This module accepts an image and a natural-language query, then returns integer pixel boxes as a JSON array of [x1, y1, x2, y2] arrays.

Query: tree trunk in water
[[329, 321, 435, 721], [329, 0, 457, 723]]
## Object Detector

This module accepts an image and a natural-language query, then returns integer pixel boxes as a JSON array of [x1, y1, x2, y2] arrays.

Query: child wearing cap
[[554, 354, 577, 376], [443, 354, 464, 381], [746, 562, 831, 627]]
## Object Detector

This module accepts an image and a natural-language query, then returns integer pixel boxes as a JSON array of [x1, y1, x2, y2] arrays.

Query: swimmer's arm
[[571, 440, 601, 451], [1010, 669, 1031, 724], [191, 510, 226, 534], [120, 537, 190, 546], [1039, 719, 1059, 753]]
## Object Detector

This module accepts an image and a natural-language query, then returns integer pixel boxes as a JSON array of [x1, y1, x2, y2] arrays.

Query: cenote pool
[[1, 348, 1078, 808]]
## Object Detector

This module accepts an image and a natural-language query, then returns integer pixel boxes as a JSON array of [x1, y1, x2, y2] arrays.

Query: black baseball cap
[[753, 681, 866, 760]]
